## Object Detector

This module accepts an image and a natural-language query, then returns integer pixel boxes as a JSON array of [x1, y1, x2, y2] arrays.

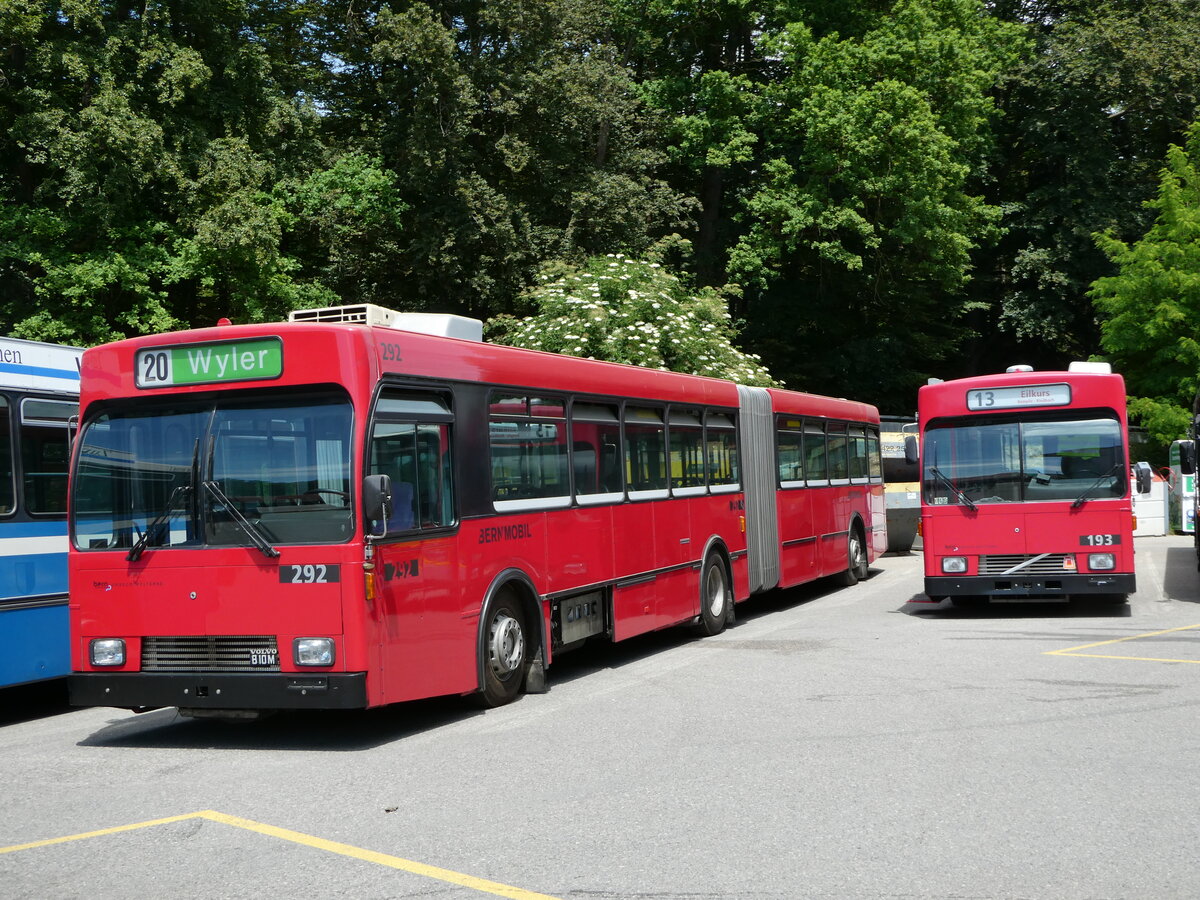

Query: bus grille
[[141, 636, 281, 672], [979, 554, 1074, 575]]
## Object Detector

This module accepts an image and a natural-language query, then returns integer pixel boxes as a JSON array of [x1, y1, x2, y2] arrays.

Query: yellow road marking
[[0, 813, 199, 853], [197, 811, 561, 900], [1, 810, 562, 900], [1046, 623, 1200, 663]]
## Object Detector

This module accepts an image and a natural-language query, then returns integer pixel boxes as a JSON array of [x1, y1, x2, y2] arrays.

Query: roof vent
[[290, 303, 396, 325], [1067, 361, 1112, 374], [289, 304, 483, 341], [1005, 364, 1034, 373]]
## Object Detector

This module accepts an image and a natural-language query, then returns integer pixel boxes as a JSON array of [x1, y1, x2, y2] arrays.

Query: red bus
[[914, 362, 1151, 606], [68, 305, 884, 715]]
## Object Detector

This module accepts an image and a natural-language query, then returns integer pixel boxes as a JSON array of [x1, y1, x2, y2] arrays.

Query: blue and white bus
[[0, 337, 81, 689]]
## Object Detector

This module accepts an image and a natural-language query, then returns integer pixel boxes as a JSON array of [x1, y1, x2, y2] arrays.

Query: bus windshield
[[72, 391, 354, 552], [923, 413, 1125, 506]]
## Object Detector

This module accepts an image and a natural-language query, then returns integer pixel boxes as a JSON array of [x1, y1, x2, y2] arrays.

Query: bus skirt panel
[[68, 672, 368, 710], [925, 573, 1135, 599]]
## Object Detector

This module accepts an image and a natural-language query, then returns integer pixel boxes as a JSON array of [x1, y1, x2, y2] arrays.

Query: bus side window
[[706, 412, 738, 486], [867, 429, 882, 481], [489, 393, 569, 503], [572, 404, 621, 498], [0, 398, 13, 514], [849, 427, 869, 482], [827, 424, 849, 481], [625, 407, 667, 492], [776, 424, 804, 484], [804, 423, 827, 485], [20, 397, 77, 515], [668, 408, 704, 489]]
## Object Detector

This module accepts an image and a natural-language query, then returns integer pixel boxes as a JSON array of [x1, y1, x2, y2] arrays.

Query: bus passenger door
[[610, 501, 663, 640], [367, 393, 472, 704], [776, 489, 815, 588], [654, 497, 694, 628]]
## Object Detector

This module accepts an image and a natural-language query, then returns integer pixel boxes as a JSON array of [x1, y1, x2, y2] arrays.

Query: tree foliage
[[728, 2, 1025, 407], [0, 0, 1197, 421], [980, 0, 1200, 370], [1091, 122, 1200, 445], [310, 0, 692, 318], [0, 0, 329, 342]]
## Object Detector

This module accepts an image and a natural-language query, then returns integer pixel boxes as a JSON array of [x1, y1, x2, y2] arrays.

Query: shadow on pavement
[[0, 680, 73, 726]]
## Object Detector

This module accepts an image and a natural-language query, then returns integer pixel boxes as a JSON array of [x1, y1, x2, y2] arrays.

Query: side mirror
[[903, 434, 919, 466], [1181, 440, 1196, 476], [1134, 461, 1153, 495], [362, 474, 392, 537]]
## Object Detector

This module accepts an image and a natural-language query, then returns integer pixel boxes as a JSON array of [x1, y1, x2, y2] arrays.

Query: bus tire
[[835, 525, 869, 587], [696, 554, 732, 636], [478, 589, 527, 708]]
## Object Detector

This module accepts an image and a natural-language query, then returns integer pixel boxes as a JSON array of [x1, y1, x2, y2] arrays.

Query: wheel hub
[[489, 613, 524, 677]]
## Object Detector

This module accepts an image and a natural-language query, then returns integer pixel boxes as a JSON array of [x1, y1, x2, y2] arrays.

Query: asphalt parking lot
[[3, 534, 1199, 899]]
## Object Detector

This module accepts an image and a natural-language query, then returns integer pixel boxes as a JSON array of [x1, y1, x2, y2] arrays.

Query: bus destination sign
[[135, 338, 283, 388], [965, 382, 1071, 411]]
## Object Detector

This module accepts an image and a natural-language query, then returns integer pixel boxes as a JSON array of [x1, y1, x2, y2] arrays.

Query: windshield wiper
[[928, 466, 977, 512], [127, 484, 191, 562], [1071, 464, 1122, 509], [202, 480, 281, 558]]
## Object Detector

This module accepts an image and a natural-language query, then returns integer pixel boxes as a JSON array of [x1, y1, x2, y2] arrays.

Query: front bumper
[[69, 672, 368, 711], [925, 572, 1135, 600]]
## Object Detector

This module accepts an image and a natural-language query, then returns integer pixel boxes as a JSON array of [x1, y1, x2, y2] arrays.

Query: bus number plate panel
[[965, 383, 1071, 411], [1080, 534, 1121, 546], [135, 338, 283, 388], [280, 564, 341, 584]]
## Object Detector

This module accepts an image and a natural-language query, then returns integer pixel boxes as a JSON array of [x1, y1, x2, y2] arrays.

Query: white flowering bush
[[487, 255, 778, 386]]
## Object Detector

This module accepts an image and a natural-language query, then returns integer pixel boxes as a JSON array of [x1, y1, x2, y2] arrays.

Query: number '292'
[[280, 564, 341, 583]]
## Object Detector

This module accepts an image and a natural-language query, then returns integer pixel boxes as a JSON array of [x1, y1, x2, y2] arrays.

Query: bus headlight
[[941, 556, 968, 574], [1088, 553, 1116, 570], [90, 639, 126, 667], [294, 638, 335, 667]]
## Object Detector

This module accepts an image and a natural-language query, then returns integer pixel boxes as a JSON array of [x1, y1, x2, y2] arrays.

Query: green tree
[[1091, 122, 1200, 445], [313, 0, 691, 318], [276, 152, 409, 312], [728, 1, 1024, 408], [0, 1, 329, 343], [609, 0, 770, 286], [487, 252, 776, 385], [979, 0, 1200, 369]]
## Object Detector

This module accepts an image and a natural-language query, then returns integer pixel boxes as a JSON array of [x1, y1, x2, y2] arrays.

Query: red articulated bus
[[914, 362, 1150, 607], [68, 305, 884, 716]]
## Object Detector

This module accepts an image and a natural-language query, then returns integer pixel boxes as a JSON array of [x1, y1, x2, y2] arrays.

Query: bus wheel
[[479, 591, 527, 707], [696, 555, 731, 636], [836, 527, 868, 587]]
